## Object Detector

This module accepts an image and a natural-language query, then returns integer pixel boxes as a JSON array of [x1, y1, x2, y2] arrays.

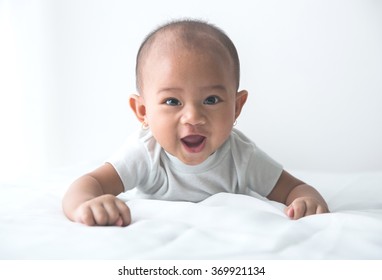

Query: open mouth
[[181, 135, 206, 153]]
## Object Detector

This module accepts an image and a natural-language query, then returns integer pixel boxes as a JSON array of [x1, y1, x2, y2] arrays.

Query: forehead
[[165, 38, 228, 60], [143, 30, 233, 72], [143, 42, 235, 91], [146, 27, 233, 64]]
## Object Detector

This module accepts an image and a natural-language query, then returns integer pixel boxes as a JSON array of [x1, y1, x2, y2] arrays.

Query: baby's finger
[[76, 205, 96, 226], [102, 201, 122, 225], [316, 204, 328, 214], [304, 201, 318, 217], [291, 201, 307, 220], [90, 204, 109, 226], [114, 216, 124, 227], [285, 205, 294, 219], [115, 199, 131, 226]]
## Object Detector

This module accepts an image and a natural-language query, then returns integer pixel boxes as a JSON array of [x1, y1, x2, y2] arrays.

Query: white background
[[1, 0, 381, 182]]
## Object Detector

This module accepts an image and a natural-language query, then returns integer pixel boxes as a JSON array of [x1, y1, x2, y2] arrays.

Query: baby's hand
[[285, 197, 329, 220], [74, 194, 131, 226]]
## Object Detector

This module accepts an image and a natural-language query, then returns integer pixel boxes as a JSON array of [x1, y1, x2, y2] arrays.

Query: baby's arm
[[267, 170, 329, 219], [62, 163, 131, 226]]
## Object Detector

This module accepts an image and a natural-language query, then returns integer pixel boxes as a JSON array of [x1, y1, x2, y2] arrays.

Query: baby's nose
[[180, 105, 206, 126]]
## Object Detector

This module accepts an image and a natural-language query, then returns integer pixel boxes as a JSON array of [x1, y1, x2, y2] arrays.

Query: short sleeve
[[230, 129, 283, 197], [245, 147, 283, 197], [106, 130, 152, 191]]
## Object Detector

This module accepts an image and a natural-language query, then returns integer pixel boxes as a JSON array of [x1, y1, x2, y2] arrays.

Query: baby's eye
[[203, 96, 221, 105], [165, 98, 182, 106]]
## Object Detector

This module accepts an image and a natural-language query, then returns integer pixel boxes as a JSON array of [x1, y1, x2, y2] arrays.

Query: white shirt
[[107, 128, 283, 202]]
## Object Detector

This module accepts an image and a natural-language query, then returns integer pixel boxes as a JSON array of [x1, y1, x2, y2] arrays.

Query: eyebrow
[[157, 87, 183, 94], [201, 84, 228, 93], [157, 84, 228, 94]]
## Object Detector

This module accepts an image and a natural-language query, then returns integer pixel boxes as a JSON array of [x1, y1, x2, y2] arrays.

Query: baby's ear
[[234, 90, 248, 119], [129, 94, 147, 124]]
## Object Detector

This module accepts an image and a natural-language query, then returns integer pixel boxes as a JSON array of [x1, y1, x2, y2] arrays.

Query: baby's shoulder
[[111, 129, 157, 162], [229, 129, 257, 151]]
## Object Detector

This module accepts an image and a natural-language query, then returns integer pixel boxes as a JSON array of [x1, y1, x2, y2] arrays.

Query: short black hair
[[135, 19, 240, 92]]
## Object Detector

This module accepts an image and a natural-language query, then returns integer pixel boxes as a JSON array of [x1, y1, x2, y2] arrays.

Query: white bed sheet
[[1, 168, 381, 259]]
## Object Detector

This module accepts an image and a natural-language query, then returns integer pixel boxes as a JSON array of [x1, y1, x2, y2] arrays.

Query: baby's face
[[140, 43, 244, 165]]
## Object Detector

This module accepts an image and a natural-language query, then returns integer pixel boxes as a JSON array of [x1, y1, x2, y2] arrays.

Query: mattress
[[1, 166, 381, 260]]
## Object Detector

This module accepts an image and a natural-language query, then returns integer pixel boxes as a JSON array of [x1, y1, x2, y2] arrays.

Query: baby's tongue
[[182, 135, 205, 147]]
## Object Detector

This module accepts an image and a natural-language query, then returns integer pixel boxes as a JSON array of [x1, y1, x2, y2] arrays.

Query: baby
[[62, 19, 329, 226]]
